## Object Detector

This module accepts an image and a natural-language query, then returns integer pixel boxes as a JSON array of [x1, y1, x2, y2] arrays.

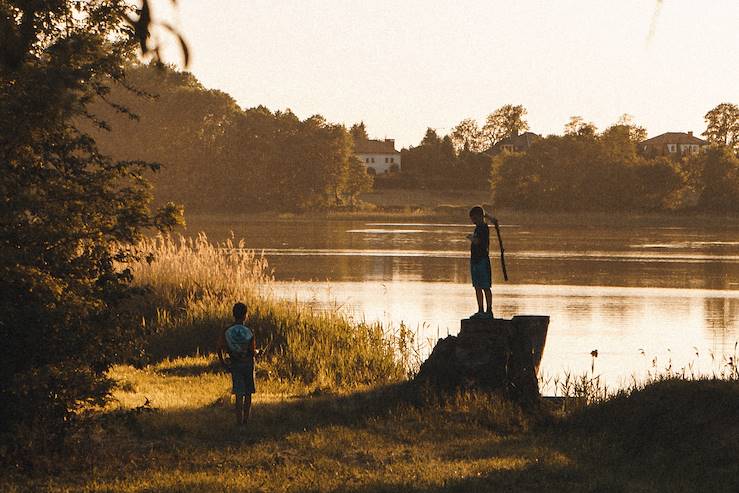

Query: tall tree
[[615, 113, 648, 143], [401, 129, 459, 188], [343, 156, 374, 206], [482, 104, 529, 147], [564, 116, 597, 137], [85, 64, 243, 211], [688, 146, 739, 211], [450, 118, 484, 152], [0, 0, 181, 446], [601, 115, 647, 163], [421, 127, 442, 146], [350, 121, 369, 142], [703, 103, 739, 152], [89, 64, 366, 212]]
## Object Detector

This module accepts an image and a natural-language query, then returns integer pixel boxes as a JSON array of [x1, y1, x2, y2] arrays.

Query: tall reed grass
[[126, 234, 410, 389]]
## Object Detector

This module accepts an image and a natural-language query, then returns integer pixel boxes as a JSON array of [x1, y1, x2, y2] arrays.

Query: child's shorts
[[470, 257, 492, 288], [230, 360, 256, 396]]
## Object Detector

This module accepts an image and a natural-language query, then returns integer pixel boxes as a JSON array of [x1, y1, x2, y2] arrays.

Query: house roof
[[640, 132, 708, 146], [354, 139, 399, 154]]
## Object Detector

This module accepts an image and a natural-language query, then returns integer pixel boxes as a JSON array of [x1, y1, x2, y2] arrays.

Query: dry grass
[[2, 357, 559, 492], [126, 234, 411, 389], [4, 356, 738, 492]]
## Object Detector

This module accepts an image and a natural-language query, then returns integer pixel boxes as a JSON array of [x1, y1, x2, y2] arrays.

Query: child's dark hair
[[233, 302, 247, 320], [469, 206, 485, 218]]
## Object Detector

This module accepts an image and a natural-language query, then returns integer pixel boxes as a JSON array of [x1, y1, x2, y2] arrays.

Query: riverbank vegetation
[[3, 360, 738, 492], [1, 231, 413, 465], [128, 235, 413, 388], [3, 233, 739, 491], [492, 136, 739, 212]]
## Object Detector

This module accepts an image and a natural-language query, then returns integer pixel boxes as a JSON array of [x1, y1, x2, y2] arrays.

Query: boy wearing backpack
[[218, 302, 256, 426]]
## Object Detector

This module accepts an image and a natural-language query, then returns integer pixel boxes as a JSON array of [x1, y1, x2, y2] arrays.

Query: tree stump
[[414, 316, 549, 404]]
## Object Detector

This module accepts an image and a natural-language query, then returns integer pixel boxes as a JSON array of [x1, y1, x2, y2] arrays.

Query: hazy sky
[[156, 0, 738, 148]]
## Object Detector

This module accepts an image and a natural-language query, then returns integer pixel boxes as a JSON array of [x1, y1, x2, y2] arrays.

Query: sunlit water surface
[[189, 216, 739, 391]]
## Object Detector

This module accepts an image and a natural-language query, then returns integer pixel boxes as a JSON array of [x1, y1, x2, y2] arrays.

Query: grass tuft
[[127, 234, 411, 390]]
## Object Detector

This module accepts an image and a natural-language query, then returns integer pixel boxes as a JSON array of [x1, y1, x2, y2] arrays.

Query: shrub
[[0, 2, 181, 455]]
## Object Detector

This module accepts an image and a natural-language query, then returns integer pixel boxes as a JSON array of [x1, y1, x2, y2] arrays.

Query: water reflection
[[270, 281, 739, 390], [185, 215, 739, 389], [264, 253, 739, 290]]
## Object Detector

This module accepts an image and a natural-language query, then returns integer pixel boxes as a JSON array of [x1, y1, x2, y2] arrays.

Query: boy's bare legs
[[243, 394, 252, 425], [484, 288, 493, 316], [235, 394, 252, 426], [235, 394, 244, 425], [475, 287, 484, 313]]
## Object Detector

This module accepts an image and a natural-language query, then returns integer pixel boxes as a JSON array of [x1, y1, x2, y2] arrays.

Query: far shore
[[174, 187, 739, 230]]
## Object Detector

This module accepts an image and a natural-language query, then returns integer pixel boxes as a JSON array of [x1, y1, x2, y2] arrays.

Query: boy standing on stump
[[468, 206, 496, 319], [218, 302, 256, 427]]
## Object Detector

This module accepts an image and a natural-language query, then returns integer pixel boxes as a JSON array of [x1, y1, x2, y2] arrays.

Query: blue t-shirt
[[225, 324, 254, 360]]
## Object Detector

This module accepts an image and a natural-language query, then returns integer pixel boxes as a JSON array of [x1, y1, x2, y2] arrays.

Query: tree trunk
[[414, 316, 549, 405]]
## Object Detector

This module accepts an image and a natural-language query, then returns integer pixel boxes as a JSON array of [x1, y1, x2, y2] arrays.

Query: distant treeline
[[401, 125, 739, 212], [86, 65, 372, 212], [492, 133, 739, 212], [401, 108, 739, 213], [90, 65, 739, 213]]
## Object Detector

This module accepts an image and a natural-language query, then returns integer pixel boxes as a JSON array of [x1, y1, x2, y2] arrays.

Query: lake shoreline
[[168, 187, 739, 227], [174, 212, 739, 398], [181, 206, 739, 229]]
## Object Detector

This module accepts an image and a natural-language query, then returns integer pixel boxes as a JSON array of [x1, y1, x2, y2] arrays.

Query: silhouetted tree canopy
[[0, 0, 182, 451], [85, 64, 371, 212], [492, 113, 739, 213], [564, 116, 598, 137], [703, 103, 739, 152], [451, 118, 484, 153], [350, 121, 369, 142], [482, 104, 529, 147], [682, 146, 739, 211]]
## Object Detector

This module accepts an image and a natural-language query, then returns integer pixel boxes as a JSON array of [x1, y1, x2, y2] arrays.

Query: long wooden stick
[[493, 219, 509, 281]]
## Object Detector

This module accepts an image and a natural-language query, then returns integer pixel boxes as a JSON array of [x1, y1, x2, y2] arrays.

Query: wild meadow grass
[[127, 234, 412, 389], [5, 353, 738, 492], [4, 234, 739, 491]]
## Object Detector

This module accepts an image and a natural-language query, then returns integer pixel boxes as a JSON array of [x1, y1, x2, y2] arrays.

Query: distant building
[[355, 138, 401, 174], [639, 131, 708, 158], [489, 131, 541, 155]]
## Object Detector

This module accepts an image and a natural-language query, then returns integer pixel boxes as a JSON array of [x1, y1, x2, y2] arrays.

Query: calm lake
[[188, 213, 739, 391]]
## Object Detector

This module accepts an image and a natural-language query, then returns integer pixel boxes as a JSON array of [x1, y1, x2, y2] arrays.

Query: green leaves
[[0, 0, 184, 451], [703, 103, 739, 152], [86, 64, 365, 212]]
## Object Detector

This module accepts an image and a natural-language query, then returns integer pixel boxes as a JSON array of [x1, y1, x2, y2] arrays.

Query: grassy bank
[[5, 234, 739, 491], [3, 357, 738, 492], [127, 234, 413, 389]]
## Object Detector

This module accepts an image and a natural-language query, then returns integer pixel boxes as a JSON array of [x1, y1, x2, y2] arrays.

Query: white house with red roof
[[354, 138, 401, 174]]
